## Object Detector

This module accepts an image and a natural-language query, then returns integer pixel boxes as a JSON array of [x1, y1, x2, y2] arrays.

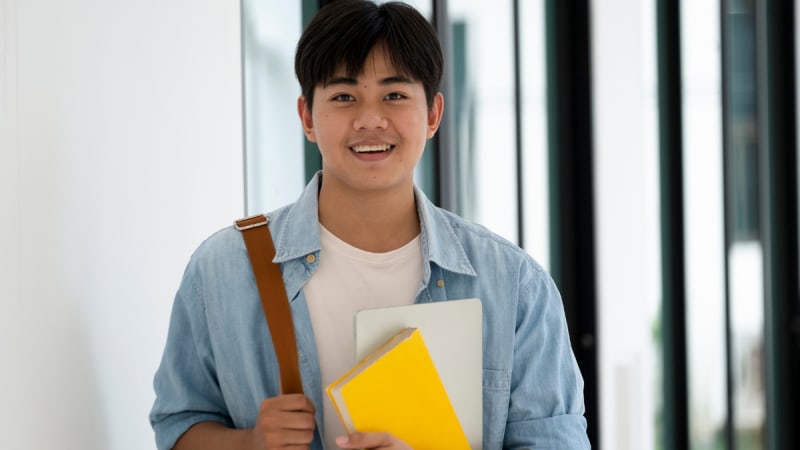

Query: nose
[[353, 103, 388, 130]]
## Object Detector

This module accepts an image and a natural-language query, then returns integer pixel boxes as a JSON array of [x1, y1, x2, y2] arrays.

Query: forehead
[[328, 45, 412, 81]]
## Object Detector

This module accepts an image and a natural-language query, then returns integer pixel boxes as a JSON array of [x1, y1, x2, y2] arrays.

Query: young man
[[150, 1, 590, 449]]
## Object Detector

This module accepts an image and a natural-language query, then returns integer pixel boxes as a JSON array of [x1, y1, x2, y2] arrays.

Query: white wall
[[1, 1, 244, 449]]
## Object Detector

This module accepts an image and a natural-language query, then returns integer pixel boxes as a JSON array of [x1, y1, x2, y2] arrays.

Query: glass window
[[681, 1, 729, 448], [591, 0, 661, 448], [519, 0, 550, 268], [242, 0, 305, 214], [448, 0, 519, 244], [724, 1, 765, 448]]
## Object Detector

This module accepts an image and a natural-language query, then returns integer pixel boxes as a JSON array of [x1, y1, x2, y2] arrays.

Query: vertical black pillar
[[544, 0, 598, 447], [432, 0, 456, 211], [301, 0, 328, 182], [512, 0, 525, 248], [719, 0, 738, 447], [756, 1, 800, 449], [655, 1, 689, 449]]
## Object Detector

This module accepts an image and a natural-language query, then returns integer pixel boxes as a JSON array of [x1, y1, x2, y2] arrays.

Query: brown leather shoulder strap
[[235, 214, 303, 394]]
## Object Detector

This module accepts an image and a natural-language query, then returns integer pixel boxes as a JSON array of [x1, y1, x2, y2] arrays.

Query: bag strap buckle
[[234, 214, 269, 231]]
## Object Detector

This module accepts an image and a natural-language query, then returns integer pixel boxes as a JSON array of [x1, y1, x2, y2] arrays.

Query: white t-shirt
[[304, 225, 422, 448]]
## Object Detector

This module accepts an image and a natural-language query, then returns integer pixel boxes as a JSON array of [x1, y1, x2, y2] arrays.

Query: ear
[[426, 92, 444, 139], [297, 96, 317, 142]]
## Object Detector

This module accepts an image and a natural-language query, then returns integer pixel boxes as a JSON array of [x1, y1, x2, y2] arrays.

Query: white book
[[354, 298, 483, 449]]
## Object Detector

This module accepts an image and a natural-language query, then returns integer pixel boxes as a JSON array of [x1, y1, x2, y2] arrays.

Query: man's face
[[298, 45, 443, 197]]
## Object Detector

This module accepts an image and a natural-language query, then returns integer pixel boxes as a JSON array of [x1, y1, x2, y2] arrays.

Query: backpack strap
[[235, 214, 303, 394]]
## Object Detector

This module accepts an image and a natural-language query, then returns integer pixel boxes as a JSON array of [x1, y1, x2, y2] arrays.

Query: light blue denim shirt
[[150, 172, 590, 449]]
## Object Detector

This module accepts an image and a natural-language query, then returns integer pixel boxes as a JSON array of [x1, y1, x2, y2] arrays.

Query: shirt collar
[[270, 171, 476, 277], [414, 184, 477, 277], [270, 173, 323, 263]]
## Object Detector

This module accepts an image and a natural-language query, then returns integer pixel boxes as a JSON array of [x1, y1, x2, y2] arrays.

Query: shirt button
[[306, 254, 316, 264], [436, 279, 445, 287]]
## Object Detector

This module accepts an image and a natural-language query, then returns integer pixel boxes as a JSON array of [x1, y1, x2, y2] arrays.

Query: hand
[[335, 432, 412, 449], [251, 394, 316, 449]]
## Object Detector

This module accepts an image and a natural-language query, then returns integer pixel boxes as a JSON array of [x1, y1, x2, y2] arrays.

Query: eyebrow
[[324, 75, 414, 87]]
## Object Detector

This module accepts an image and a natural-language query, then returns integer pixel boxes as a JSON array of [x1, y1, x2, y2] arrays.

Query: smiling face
[[298, 45, 444, 198]]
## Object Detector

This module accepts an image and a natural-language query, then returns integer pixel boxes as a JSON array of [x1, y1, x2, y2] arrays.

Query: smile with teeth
[[350, 144, 395, 153]]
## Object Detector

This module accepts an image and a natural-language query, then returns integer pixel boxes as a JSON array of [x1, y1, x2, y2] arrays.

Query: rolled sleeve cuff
[[151, 412, 232, 450], [504, 413, 591, 449]]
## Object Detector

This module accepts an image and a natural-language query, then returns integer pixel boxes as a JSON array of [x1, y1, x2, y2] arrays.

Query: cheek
[[311, 114, 334, 137], [398, 114, 427, 134]]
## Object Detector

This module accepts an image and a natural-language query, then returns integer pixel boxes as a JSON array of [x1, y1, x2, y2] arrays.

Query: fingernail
[[336, 435, 350, 445]]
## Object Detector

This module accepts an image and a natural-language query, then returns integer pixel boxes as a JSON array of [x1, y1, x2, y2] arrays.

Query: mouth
[[350, 144, 395, 154]]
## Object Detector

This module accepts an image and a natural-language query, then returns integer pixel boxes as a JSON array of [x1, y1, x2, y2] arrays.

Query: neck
[[318, 182, 420, 253]]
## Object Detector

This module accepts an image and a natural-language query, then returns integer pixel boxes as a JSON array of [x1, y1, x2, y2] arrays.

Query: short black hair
[[295, 0, 443, 110]]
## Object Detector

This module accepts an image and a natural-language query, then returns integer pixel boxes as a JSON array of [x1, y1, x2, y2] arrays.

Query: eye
[[332, 93, 355, 102], [385, 92, 407, 101]]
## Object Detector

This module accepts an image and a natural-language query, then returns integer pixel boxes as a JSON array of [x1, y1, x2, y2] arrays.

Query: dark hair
[[295, 0, 443, 110]]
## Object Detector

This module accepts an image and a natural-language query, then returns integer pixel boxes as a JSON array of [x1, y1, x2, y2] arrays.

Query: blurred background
[[2, 0, 797, 449]]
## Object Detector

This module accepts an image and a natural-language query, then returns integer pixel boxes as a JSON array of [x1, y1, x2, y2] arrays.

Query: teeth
[[351, 144, 392, 153]]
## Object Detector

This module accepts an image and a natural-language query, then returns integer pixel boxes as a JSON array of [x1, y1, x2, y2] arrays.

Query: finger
[[263, 427, 315, 445], [259, 410, 316, 431], [261, 394, 315, 413], [336, 432, 410, 449]]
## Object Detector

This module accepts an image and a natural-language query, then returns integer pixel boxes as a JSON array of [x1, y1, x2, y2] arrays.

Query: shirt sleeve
[[503, 259, 591, 449], [149, 260, 234, 450]]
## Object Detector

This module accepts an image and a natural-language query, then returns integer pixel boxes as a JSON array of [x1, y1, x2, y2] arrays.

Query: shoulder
[[186, 202, 296, 274], [434, 206, 546, 273], [189, 226, 245, 267]]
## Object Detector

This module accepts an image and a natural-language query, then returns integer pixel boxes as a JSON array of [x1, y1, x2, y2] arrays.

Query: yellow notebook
[[326, 327, 471, 449]]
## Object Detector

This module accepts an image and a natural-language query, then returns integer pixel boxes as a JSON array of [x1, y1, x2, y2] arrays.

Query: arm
[[150, 255, 316, 450], [173, 422, 254, 450], [504, 261, 591, 449]]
